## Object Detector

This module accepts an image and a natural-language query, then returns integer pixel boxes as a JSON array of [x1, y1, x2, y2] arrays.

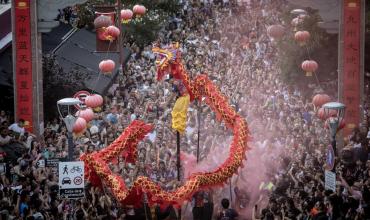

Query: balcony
[[0, 1, 11, 51], [0, 1, 10, 15]]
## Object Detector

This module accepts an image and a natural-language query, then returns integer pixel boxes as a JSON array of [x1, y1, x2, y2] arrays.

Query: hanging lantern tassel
[[121, 18, 131, 24], [93, 107, 102, 112]]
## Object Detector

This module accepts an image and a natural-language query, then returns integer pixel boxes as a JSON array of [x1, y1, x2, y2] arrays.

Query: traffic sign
[[46, 158, 60, 175], [58, 161, 84, 199], [326, 145, 335, 170], [46, 159, 59, 168], [73, 91, 91, 110], [36, 159, 45, 168]]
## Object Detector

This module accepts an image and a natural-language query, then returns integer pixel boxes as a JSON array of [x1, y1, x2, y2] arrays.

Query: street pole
[[332, 136, 337, 157], [176, 131, 181, 220], [68, 131, 74, 161], [116, 0, 123, 67], [323, 102, 346, 159], [174, 89, 182, 220], [197, 101, 201, 163], [176, 131, 181, 181], [229, 179, 233, 203], [57, 98, 80, 162]]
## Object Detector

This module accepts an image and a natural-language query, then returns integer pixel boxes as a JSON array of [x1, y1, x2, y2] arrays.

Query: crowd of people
[[1, 0, 370, 219]]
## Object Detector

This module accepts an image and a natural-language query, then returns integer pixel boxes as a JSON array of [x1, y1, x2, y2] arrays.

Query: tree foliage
[[76, 0, 180, 47], [43, 55, 89, 119], [276, 8, 337, 85]]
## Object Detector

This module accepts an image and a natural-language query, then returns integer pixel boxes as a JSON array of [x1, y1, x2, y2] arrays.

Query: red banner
[[342, 0, 361, 134], [14, 0, 33, 132]]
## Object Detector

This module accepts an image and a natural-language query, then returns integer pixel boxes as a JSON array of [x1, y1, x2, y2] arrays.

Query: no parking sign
[[73, 91, 91, 110]]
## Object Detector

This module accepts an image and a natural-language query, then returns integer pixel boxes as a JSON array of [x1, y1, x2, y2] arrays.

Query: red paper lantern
[[76, 108, 95, 122], [85, 94, 104, 108], [121, 9, 133, 23], [324, 118, 346, 132], [267, 25, 285, 40], [94, 15, 113, 29], [105, 25, 120, 41], [312, 94, 331, 108], [133, 5, 146, 17], [73, 117, 87, 133], [99, 59, 115, 74], [294, 31, 310, 46], [317, 108, 337, 120], [301, 60, 318, 77]]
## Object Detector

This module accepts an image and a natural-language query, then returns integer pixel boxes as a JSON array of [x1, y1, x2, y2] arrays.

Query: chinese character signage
[[342, 0, 361, 134], [14, 0, 33, 132]]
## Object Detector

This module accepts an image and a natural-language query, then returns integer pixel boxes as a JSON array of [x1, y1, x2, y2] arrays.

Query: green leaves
[[76, 0, 180, 47], [276, 9, 336, 84]]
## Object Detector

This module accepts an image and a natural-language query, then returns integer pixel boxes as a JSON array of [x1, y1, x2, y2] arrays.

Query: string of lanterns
[[267, 11, 345, 132], [72, 93, 104, 135], [79, 5, 148, 136]]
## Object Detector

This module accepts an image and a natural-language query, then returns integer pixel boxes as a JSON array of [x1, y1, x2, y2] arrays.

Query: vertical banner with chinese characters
[[14, 0, 33, 132], [342, 0, 361, 134]]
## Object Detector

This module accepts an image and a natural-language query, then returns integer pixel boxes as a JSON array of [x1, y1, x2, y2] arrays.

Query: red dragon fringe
[[81, 74, 251, 207]]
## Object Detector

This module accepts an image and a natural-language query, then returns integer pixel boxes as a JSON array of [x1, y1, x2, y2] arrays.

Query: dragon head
[[152, 42, 180, 80]]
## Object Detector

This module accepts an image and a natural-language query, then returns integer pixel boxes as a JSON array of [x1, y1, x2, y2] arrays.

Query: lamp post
[[322, 102, 346, 156], [57, 98, 81, 161], [290, 9, 307, 15]]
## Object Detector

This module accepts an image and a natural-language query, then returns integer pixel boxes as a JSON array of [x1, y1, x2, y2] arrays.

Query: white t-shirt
[[130, 114, 137, 122], [0, 135, 12, 146], [147, 131, 156, 143], [8, 123, 25, 136], [50, 124, 59, 132]]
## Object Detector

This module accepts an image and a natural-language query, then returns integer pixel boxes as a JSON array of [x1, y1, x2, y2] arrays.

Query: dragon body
[[81, 43, 251, 207]]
